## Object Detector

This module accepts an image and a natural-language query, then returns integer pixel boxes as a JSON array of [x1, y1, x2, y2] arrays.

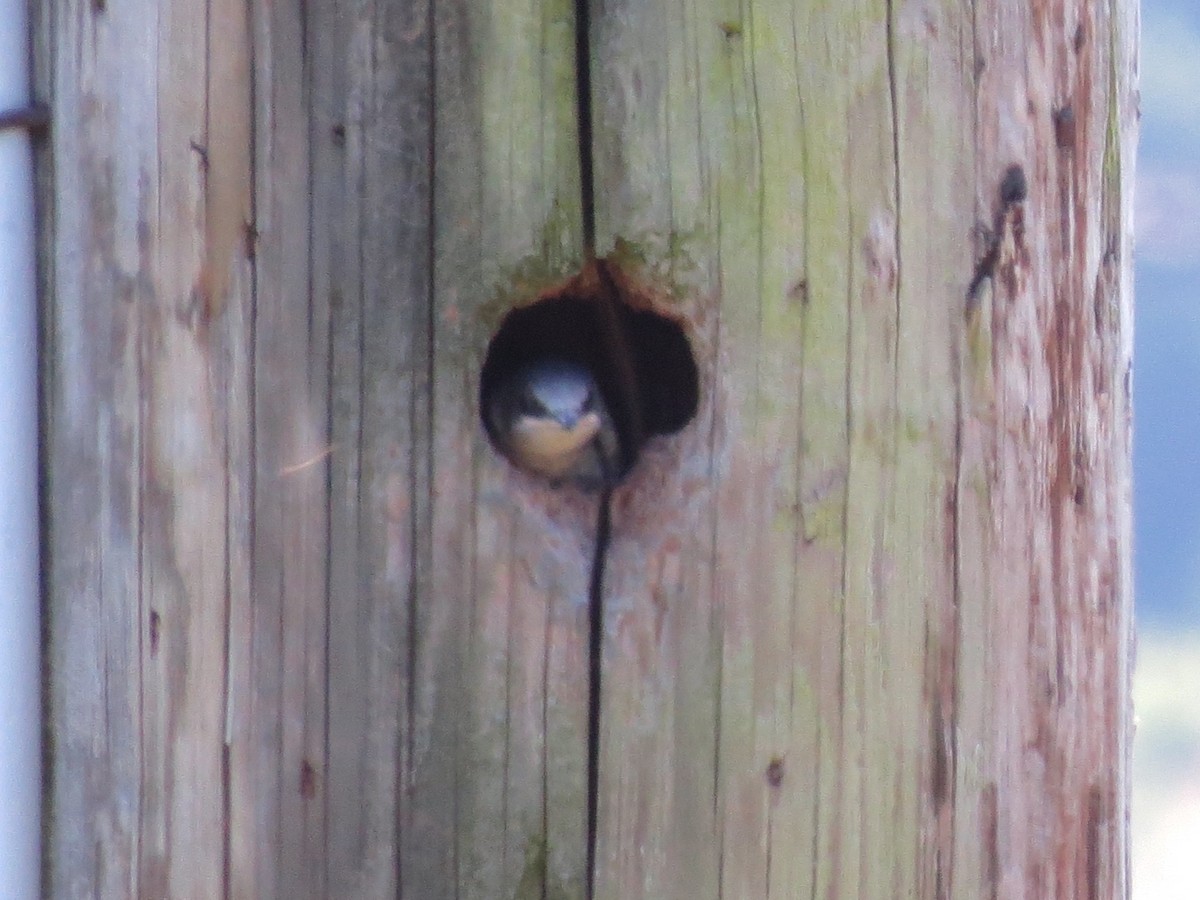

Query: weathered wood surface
[[38, 0, 1134, 898], [588, 1, 1136, 896]]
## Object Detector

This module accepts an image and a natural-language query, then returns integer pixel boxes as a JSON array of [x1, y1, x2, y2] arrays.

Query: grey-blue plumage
[[484, 359, 620, 489]]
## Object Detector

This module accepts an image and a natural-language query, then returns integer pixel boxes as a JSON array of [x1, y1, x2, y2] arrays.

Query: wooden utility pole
[[37, 0, 1135, 897]]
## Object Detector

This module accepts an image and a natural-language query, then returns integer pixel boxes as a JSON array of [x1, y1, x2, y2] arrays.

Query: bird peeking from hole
[[484, 358, 620, 491], [478, 273, 698, 491], [477, 262, 698, 900]]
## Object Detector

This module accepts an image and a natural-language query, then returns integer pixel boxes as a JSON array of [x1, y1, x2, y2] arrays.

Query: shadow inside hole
[[479, 262, 699, 485]]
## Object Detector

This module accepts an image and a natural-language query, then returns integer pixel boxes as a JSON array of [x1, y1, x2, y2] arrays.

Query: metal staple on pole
[[0, 103, 50, 136]]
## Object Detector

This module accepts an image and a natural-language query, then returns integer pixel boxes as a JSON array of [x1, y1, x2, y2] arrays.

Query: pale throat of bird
[[509, 411, 603, 479]]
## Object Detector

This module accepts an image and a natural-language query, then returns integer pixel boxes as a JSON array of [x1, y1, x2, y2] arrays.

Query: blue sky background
[[1136, 1, 1200, 631], [1133, 2, 1200, 897]]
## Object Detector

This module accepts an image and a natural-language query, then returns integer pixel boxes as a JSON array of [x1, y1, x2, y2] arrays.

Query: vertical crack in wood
[[574, 2, 602, 895], [585, 486, 612, 900], [786, 16, 822, 893], [540, 597, 551, 899], [238, 0, 262, 894], [709, 418, 725, 897], [709, 300, 725, 899], [134, 312, 148, 900], [982, 782, 999, 900], [941, 352, 965, 898], [962, 24, 982, 898], [836, 183, 856, 890], [1085, 784, 1103, 900], [744, 2, 767, 434], [884, 0, 903, 393], [216, 0, 243, 889], [317, 0, 338, 890], [199, 0, 233, 896], [939, 185, 971, 898], [393, 1, 439, 895], [764, 803, 774, 899], [574, 0, 596, 252], [32, 2, 54, 884]]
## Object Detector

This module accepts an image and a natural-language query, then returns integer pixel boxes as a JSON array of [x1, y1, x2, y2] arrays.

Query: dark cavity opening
[[479, 259, 699, 484]]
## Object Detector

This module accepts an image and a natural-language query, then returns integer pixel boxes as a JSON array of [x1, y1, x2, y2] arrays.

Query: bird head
[[486, 359, 617, 488]]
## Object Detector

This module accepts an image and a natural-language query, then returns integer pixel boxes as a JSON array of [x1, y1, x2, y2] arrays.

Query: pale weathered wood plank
[[43, 1, 245, 896], [311, 1, 430, 896], [949, 2, 1137, 896], [588, 0, 1134, 897], [42, 4, 152, 891], [231, 0, 328, 897], [423, 2, 590, 896], [140, 0, 235, 894]]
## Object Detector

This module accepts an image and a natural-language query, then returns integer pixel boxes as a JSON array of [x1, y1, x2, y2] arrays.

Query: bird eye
[[518, 389, 544, 417]]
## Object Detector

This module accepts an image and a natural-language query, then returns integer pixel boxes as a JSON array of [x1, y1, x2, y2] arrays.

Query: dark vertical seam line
[[664, 11, 676, 281], [418, 0, 437, 776], [746, 0, 766, 440], [786, 2, 808, 731], [663, 9, 676, 280], [691, 0, 706, 207], [298, 0, 316, 865], [275, 565, 286, 883], [883, 7, 911, 884], [692, 2, 713, 824], [949, 348, 965, 897], [807, 716, 821, 900], [575, 1, 602, 895], [418, 0, 440, 896], [970, 0, 981, 173], [884, 0, 902, 395], [786, 18, 822, 895], [36, 2, 56, 891], [946, 144, 969, 890], [539, 592, 550, 900], [574, 0, 596, 252], [486, 455, 508, 888], [399, 2, 436, 896], [711, 191, 725, 900], [138, 5, 165, 893], [943, 36, 972, 884], [961, 3, 988, 890], [199, 0, 221, 889], [883, 0, 903, 612], [585, 487, 612, 900], [453, 350, 472, 897], [464, 375, 492, 882], [298, 1, 314, 868], [316, 2, 337, 890], [538, 6, 548, 261], [241, 0, 261, 893], [838, 178, 855, 877], [134, 253, 147, 898], [765, 805, 773, 899], [210, 0, 233, 893], [744, 13, 769, 877], [850, 208, 866, 900]]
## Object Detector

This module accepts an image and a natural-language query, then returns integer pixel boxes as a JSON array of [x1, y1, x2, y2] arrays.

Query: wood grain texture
[[38, 0, 1134, 897], [588, 0, 1135, 897], [42, 0, 588, 897]]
